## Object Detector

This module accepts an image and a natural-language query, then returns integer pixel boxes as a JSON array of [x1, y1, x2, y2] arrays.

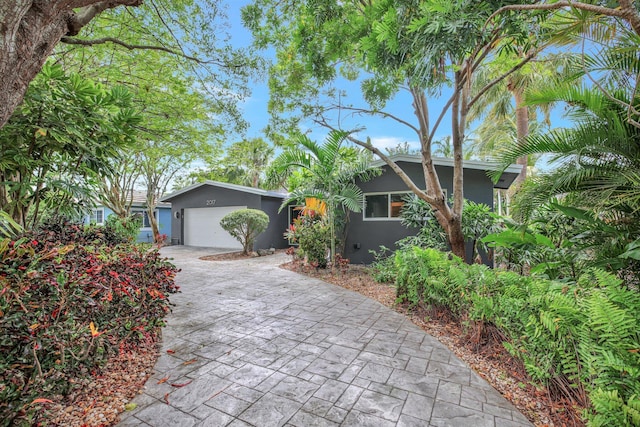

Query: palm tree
[[468, 52, 563, 182], [493, 83, 640, 221], [226, 138, 274, 188], [432, 135, 474, 160], [269, 130, 380, 262]]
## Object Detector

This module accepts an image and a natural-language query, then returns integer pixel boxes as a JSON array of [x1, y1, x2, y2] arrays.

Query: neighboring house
[[87, 191, 172, 243], [162, 156, 521, 262], [159, 181, 289, 250]]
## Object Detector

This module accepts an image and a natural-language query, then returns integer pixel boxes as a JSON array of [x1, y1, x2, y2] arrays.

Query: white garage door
[[183, 206, 246, 249]]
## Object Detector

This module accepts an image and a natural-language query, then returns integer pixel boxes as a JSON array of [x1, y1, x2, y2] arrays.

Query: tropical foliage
[[392, 247, 640, 427], [243, 0, 545, 260], [0, 219, 178, 426], [397, 196, 498, 262], [495, 84, 640, 220], [176, 138, 275, 189], [269, 130, 379, 261], [286, 211, 332, 269], [0, 63, 139, 228]]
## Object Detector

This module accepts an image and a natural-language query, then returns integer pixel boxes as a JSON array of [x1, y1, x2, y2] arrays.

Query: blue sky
[[224, 1, 571, 161], [225, 1, 454, 153]]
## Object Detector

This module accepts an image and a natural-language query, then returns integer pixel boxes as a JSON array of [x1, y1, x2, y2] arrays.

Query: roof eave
[[370, 154, 523, 189], [160, 180, 288, 202]]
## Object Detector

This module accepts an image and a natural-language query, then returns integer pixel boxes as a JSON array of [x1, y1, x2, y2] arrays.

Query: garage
[[183, 206, 246, 248], [161, 180, 290, 251]]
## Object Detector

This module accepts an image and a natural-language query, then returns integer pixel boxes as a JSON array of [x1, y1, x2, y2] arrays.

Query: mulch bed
[[199, 250, 285, 262], [43, 339, 159, 426]]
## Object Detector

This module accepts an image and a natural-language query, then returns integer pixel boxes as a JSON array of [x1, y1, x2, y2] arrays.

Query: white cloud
[[367, 136, 420, 153]]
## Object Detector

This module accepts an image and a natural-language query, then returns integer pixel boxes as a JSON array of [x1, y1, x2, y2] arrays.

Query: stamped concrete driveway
[[118, 246, 532, 427]]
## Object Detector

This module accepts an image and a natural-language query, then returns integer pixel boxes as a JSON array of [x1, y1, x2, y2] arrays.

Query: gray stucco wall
[[345, 161, 495, 264], [258, 197, 290, 249], [167, 185, 262, 246]]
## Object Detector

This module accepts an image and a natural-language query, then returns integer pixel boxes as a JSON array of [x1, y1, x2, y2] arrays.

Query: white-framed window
[[90, 208, 104, 225], [363, 190, 448, 221], [363, 191, 411, 220], [131, 209, 157, 229]]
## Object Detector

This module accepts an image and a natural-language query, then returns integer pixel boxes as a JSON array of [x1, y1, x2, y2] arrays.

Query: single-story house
[[344, 154, 522, 264], [159, 181, 290, 250], [87, 191, 172, 243], [161, 156, 521, 261]]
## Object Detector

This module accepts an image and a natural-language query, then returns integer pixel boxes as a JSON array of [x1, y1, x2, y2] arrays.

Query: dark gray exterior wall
[[258, 197, 290, 249], [168, 185, 261, 246], [345, 161, 495, 264]]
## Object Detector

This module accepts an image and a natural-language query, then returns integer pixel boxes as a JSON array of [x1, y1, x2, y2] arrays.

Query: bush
[[399, 196, 498, 259], [297, 220, 330, 268], [0, 220, 179, 426], [219, 209, 269, 255], [368, 246, 397, 283], [285, 213, 331, 268], [393, 247, 640, 426], [104, 214, 142, 243]]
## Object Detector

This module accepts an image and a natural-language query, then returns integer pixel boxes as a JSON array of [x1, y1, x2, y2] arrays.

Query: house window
[[288, 205, 304, 226], [364, 192, 411, 220], [131, 209, 156, 229], [90, 208, 104, 225]]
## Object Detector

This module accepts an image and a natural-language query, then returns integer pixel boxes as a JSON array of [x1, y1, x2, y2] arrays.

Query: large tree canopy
[[0, 62, 140, 227], [0, 1, 143, 128], [1, 1, 259, 235], [0, 0, 255, 130]]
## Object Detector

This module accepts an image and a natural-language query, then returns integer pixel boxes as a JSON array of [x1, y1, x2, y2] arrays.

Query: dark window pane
[[365, 194, 388, 218], [289, 205, 303, 225], [131, 209, 151, 228]]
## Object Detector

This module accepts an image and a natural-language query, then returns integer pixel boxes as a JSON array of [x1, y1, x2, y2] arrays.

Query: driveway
[[118, 246, 532, 426]]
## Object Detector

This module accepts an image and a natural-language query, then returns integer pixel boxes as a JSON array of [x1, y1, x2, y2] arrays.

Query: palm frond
[[0, 210, 22, 238], [294, 133, 323, 161], [270, 147, 313, 174], [334, 183, 365, 213], [318, 129, 349, 172]]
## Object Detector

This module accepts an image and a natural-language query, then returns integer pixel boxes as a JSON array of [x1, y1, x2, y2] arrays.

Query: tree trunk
[[447, 216, 466, 260], [148, 205, 161, 243], [144, 188, 162, 244], [348, 85, 468, 261], [511, 84, 529, 183], [0, 1, 143, 129], [447, 70, 467, 261]]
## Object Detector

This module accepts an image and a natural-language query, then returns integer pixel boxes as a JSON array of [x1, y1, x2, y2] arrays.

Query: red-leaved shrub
[[0, 219, 179, 426]]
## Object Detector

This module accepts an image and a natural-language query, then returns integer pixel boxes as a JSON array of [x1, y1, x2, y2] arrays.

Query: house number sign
[[206, 199, 216, 206]]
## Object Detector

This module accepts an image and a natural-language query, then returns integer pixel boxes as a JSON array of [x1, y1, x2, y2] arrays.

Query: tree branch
[[428, 91, 456, 144], [488, 1, 640, 37], [489, 1, 624, 22], [331, 105, 421, 135], [60, 36, 240, 67], [468, 48, 539, 110], [618, 0, 640, 41], [351, 140, 439, 206], [68, 1, 143, 36], [314, 117, 440, 205]]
